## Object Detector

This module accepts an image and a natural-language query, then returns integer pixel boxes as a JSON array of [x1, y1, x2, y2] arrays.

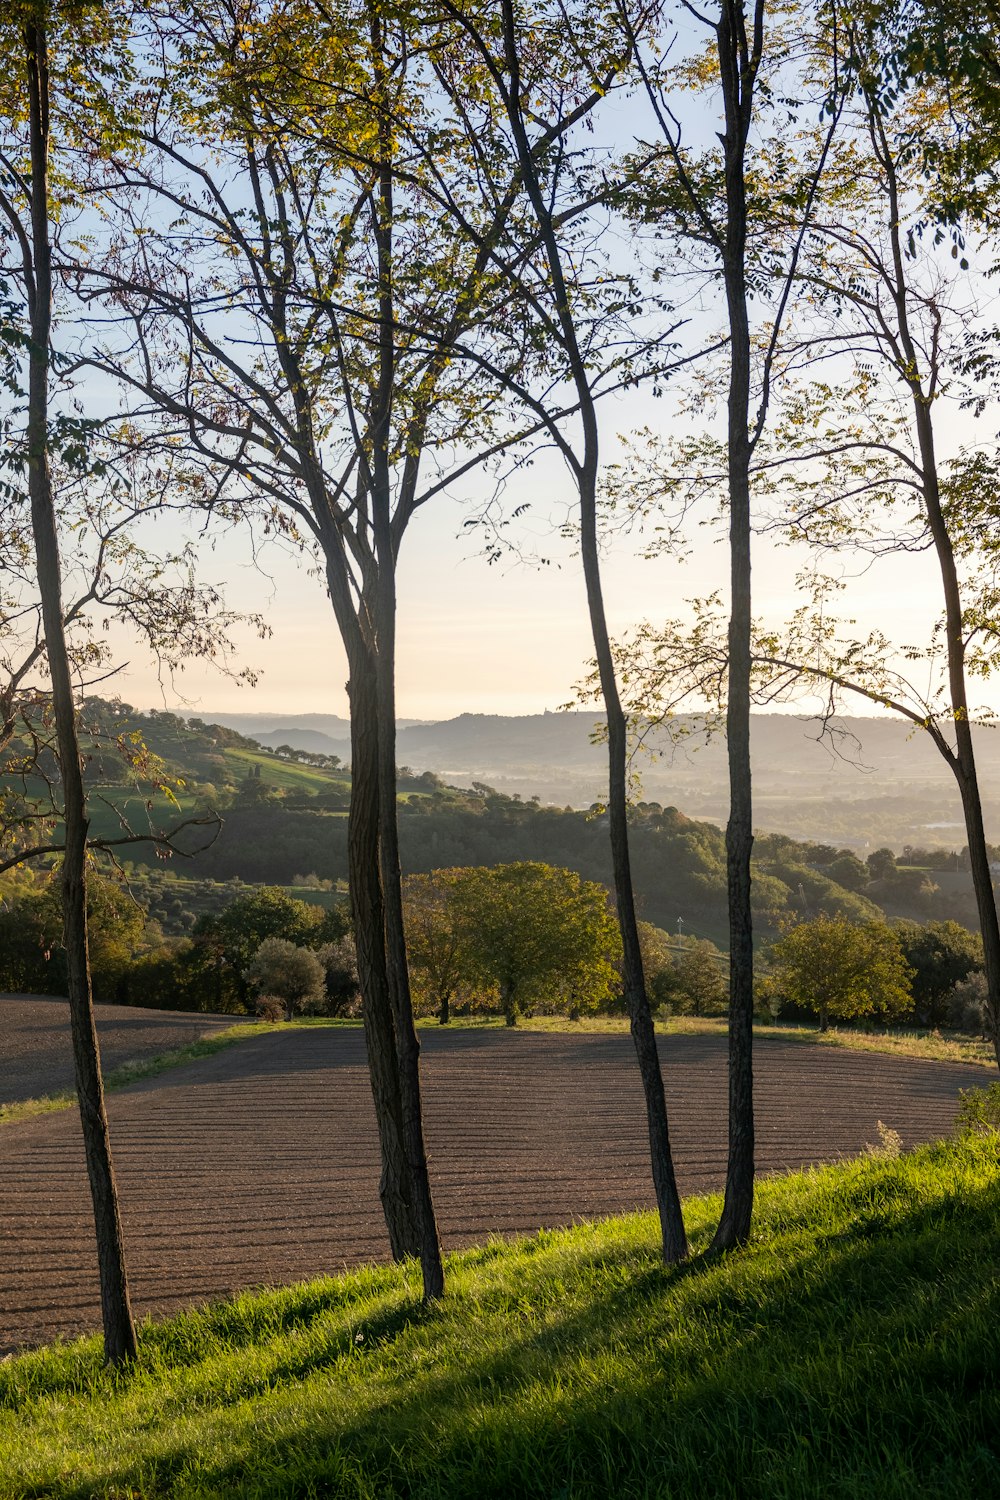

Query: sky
[[83, 25, 988, 728], [110, 416, 950, 724]]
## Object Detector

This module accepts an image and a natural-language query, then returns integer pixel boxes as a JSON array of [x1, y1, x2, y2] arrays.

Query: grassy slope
[[2, 1135, 999, 1498]]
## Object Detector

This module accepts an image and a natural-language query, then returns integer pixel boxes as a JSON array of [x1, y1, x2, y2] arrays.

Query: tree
[[245, 937, 325, 1022], [193, 886, 323, 1005], [894, 920, 983, 1027], [0, 0, 137, 1365], [439, 0, 691, 1263], [449, 862, 621, 1026], [769, 916, 914, 1031], [867, 849, 897, 882], [674, 939, 728, 1018], [82, 0, 603, 1298], [315, 934, 360, 1016], [611, 0, 847, 1250], [403, 871, 464, 1025]]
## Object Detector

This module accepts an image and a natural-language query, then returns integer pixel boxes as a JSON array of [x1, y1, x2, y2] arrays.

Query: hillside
[[3, 1133, 997, 1499], [3, 700, 976, 941], [206, 707, 1000, 851]]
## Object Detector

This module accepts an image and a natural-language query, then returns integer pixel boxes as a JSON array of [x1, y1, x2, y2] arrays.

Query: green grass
[[220, 748, 346, 793], [2, 1134, 1000, 1498]]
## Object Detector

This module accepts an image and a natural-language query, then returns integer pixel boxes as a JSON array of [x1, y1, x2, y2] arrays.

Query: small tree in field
[[769, 917, 913, 1032], [450, 863, 621, 1026], [403, 872, 464, 1025], [674, 939, 729, 1018], [246, 938, 325, 1022]]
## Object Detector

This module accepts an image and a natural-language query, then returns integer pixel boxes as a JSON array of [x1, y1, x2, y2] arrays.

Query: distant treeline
[[134, 788, 947, 945]]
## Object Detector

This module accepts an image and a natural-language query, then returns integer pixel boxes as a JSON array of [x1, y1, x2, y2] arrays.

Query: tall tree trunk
[[875, 95, 1000, 1068], [910, 403, 1000, 1067], [345, 651, 421, 1260], [580, 473, 689, 1264], [23, 14, 137, 1366], [373, 584, 445, 1299], [498, 0, 688, 1264], [366, 0, 444, 1299], [711, 0, 757, 1254]]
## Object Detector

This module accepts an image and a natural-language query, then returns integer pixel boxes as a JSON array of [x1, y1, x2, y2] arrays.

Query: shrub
[[254, 995, 286, 1022], [956, 1081, 1000, 1134], [245, 938, 325, 1022], [945, 972, 993, 1037]]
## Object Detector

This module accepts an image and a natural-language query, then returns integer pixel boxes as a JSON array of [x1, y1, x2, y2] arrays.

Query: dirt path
[[0, 995, 241, 1107], [0, 1022, 972, 1353]]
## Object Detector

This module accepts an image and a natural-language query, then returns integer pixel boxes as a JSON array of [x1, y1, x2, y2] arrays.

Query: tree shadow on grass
[[29, 1163, 1000, 1500]]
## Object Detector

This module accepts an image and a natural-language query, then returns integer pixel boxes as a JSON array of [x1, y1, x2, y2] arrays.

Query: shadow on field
[[42, 1162, 1000, 1500]]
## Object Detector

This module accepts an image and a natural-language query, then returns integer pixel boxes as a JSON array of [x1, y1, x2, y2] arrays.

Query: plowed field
[[0, 1013, 974, 1353], [1, 994, 240, 1107]]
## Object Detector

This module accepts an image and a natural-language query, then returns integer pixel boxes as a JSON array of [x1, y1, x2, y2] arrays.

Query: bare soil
[[0, 994, 241, 1107], [0, 1016, 974, 1354]]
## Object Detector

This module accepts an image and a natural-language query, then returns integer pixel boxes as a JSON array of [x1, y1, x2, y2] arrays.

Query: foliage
[[448, 862, 622, 1025], [193, 887, 326, 1003], [0, 869, 148, 1002], [3, 1136, 1000, 1498], [244, 938, 325, 1023], [956, 1080, 1000, 1134], [313, 937, 360, 1018], [946, 971, 993, 1038], [769, 915, 914, 1030], [894, 919, 984, 1026], [667, 936, 728, 1018], [403, 871, 465, 1024]]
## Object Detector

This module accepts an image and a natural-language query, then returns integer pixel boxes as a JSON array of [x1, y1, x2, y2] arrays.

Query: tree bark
[[372, 589, 444, 1298], [910, 401, 1000, 1068], [365, 5, 444, 1298], [345, 653, 421, 1261], [874, 99, 1000, 1070], [23, 15, 137, 1366], [710, 0, 757, 1254]]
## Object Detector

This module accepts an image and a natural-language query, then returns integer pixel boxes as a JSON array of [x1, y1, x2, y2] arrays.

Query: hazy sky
[[111, 417, 947, 724], [96, 53, 980, 727]]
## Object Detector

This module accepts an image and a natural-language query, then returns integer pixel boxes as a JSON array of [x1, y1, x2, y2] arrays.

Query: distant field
[[220, 747, 347, 793]]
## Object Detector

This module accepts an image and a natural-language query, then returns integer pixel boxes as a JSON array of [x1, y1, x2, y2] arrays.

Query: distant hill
[[19, 698, 977, 939], [205, 708, 1000, 850]]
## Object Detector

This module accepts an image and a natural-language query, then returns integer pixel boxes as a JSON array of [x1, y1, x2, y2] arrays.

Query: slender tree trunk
[[711, 0, 757, 1254], [365, 4, 444, 1298], [502, 983, 517, 1027], [373, 589, 444, 1299], [909, 403, 1000, 1068], [864, 91, 1000, 1068], [439, 992, 450, 1025], [498, 0, 688, 1264], [346, 653, 420, 1260], [581, 479, 688, 1263], [23, 16, 137, 1366]]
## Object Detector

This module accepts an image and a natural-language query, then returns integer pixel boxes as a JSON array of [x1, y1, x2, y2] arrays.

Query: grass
[[415, 1012, 999, 1068], [2, 1133, 1000, 1498]]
